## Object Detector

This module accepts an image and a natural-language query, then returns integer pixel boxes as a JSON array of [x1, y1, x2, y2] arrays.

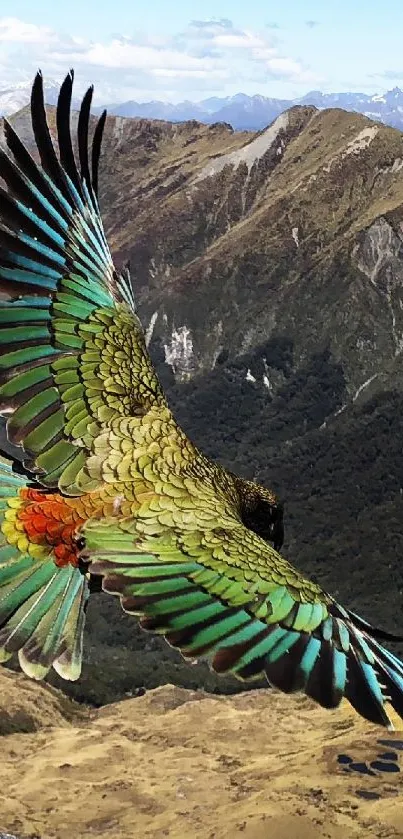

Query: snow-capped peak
[[0, 78, 63, 117]]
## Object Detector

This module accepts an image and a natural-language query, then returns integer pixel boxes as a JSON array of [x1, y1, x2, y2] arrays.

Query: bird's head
[[234, 476, 284, 551]]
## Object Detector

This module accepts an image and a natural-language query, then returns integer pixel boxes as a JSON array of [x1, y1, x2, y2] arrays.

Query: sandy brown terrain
[[0, 669, 402, 839]]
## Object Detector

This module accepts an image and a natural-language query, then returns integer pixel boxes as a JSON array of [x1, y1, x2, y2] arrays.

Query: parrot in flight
[[0, 71, 402, 730]]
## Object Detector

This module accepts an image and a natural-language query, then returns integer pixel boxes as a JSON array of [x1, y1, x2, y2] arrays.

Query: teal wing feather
[[0, 459, 88, 679], [85, 516, 403, 729], [0, 70, 165, 495]]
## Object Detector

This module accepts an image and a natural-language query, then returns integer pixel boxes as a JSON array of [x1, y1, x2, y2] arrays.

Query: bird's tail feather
[[0, 460, 88, 679]]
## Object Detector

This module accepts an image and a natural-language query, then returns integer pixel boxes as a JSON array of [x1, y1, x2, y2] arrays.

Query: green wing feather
[[0, 459, 88, 679], [0, 70, 166, 494], [86, 516, 403, 730]]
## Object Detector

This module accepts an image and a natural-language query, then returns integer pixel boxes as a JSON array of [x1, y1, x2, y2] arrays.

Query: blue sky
[[2, 1, 403, 103]]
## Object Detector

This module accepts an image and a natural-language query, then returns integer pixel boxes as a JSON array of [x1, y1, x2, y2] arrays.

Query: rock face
[[7, 103, 403, 396], [2, 103, 403, 705], [99, 107, 403, 398]]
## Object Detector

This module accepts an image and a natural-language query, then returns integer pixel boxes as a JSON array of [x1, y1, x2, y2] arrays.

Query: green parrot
[[0, 70, 402, 730]]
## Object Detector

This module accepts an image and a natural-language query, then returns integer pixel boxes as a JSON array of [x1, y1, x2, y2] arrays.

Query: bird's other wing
[[0, 70, 167, 495], [85, 515, 403, 730]]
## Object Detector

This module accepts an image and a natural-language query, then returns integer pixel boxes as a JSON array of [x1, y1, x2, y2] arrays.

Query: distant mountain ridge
[[3, 78, 403, 131], [103, 87, 403, 131]]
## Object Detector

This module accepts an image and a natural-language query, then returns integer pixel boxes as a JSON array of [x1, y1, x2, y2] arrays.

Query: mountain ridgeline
[[4, 79, 403, 131], [2, 101, 403, 705], [102, 87, 403, 132]]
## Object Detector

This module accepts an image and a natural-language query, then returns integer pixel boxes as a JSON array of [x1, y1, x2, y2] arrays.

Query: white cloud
[[212, 32, 264, 49], [55, 40, 217, 73], [266, 57, 303, 76], [0, 16, 56, 44], [0, 15, 322, 102], [151, 68, 217, 79]]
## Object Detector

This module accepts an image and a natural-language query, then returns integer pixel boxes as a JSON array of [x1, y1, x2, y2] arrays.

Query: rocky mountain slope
[[0, 669, 402, 839], [2, 103, 403, 705]]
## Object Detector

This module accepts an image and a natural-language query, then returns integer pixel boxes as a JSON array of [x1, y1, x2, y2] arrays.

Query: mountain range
[[3, 77, 403, 131], [3, 99, 403, 705], [102, 88, 403, 131]]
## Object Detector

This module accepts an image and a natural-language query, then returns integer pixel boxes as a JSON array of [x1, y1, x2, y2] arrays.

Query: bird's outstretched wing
[[0, 70, 280, 684], [86, 514, 403, 730], [0, 70, 166, 495]]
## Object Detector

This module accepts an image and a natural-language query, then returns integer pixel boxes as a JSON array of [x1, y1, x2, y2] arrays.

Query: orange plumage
[[14, 489, 86, 567]]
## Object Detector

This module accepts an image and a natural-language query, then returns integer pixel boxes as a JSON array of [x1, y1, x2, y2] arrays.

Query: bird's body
[[0, 71, 403, 729]]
